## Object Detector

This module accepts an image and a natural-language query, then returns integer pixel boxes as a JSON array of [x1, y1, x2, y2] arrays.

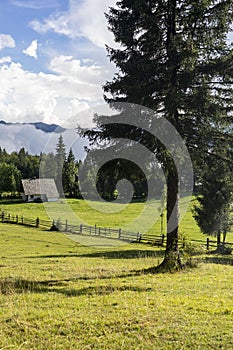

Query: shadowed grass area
[[0, 223, 233, 349]]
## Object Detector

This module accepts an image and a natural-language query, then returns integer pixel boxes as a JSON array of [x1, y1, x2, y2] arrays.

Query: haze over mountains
[[0, 120, 88, 160]]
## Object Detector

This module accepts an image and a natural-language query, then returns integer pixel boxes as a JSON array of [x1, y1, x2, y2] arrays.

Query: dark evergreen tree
[[63, 148, 79, 197], [55, 134, 66, 195], [84, 0, 233, 270], [194, 147, 233, 246], [40, 152, 57, 179]]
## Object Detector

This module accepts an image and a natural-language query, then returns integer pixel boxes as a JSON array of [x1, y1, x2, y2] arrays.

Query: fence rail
[[1, 210, 232, 251]]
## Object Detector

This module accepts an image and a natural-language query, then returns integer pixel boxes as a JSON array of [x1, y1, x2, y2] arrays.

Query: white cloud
[[0, 56, 111, 126], [49, 55, 104, 85], [0, 56, 12, 64], [0, 123, 88, 158], [23, 40, 38, 59], [30, 0, 117, 48], [30, 12, 71, 37], [10, 0, 60, 9], [0, 34, 16, 51]]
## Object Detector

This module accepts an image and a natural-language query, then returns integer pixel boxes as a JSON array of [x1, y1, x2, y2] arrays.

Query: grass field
[[0, 197, 232, 243], [0, 198, 208, 239], [0, 222, 233, 349]]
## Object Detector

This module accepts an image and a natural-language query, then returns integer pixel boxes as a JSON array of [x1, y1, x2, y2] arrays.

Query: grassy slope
[[0, 223, 233, 349]]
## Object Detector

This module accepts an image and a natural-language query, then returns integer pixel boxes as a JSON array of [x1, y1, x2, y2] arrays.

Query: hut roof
[[21, 178, 59, 198]]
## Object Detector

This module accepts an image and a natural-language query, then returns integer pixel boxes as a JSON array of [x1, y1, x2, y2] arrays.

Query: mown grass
[[0, 222, 233, 349]]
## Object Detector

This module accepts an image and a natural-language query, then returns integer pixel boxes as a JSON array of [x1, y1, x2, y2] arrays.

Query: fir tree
[[55, 134, 66, 195], [84, 0, 233, 270], [194, 146, 233, 247], [63, 148, 78, 197]]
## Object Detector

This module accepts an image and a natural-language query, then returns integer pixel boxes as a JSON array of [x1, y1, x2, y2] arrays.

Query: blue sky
[[0, 0, 116, 126], [0, 0, 232, 129]]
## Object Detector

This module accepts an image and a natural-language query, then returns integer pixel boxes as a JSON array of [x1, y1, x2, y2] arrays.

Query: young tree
[[84, 1, 233, 270]]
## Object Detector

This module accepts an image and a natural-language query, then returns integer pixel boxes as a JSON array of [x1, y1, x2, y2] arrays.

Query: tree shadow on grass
[[0, 198, 23, 205], [203, 256, 233, 266], [79, 249, 164, 259], [0, 277, 152, 297], [30, 248, 164, 260]]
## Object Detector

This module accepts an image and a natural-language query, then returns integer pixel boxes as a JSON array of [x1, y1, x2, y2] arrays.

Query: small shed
[[21, 178, 59, 202]]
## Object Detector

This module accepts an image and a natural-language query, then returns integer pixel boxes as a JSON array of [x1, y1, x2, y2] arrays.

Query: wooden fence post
[[207, 238, 209, 251], [36, 217, 40, 228], [118, 228, 122, 239], [80, 224, 83, 234], [65, 220, 68, 231], [1, 211, 4, 221], [182, 237, 186, 249], [161, 234, 165, 246], [16, 215, 18, 223]]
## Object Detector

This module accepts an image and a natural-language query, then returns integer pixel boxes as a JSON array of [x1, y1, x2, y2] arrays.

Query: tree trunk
[[144, 168, 182, 273], [165, 171, 179, 254], [217, 230, 221, 248], [223, 230, 227, 244], [158, 169, 182, 270]]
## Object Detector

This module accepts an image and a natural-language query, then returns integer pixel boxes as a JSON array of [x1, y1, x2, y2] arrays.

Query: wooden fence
[[1, 210, 232, 251], [1, 211, 51, 231]]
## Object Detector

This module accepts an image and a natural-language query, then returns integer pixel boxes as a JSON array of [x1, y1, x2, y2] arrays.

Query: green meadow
[[0, 199, 233, 349], [0, 197, 212, 240]]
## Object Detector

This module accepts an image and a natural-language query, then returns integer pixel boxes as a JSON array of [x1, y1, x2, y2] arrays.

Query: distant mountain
[[0, 120, 65, 133], [0, 121, 88, 159]]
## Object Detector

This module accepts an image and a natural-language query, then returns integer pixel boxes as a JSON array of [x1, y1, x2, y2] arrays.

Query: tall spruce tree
[[84, 0, 233, 270], [63, 148, 78, 197], [55, 134, 66, 196], [194, 143, 233, 247]]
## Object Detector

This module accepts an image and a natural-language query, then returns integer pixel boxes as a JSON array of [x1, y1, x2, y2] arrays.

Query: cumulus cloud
[[30, 0, 117, 48], [23, 39, 38, 59], [0, 56, 111, 126], [0, 34, 16, 51]]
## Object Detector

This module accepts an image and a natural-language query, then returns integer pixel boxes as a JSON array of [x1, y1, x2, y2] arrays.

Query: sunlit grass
[[0, 223, 233, 349]]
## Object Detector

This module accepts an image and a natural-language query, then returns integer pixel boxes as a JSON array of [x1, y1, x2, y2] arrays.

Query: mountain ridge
[[0, 120, 65, 133], [0, 120, 87, 159]]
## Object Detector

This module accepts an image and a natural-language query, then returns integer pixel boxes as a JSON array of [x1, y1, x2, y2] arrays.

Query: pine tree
[[84, 0, 233, 270]]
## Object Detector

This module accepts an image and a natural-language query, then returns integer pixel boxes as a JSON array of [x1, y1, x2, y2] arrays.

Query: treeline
[[81, 157, 165, 201], [0, 135, 82, 197], [0, 147, 40, 195], [0, 134, 166, 201]]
